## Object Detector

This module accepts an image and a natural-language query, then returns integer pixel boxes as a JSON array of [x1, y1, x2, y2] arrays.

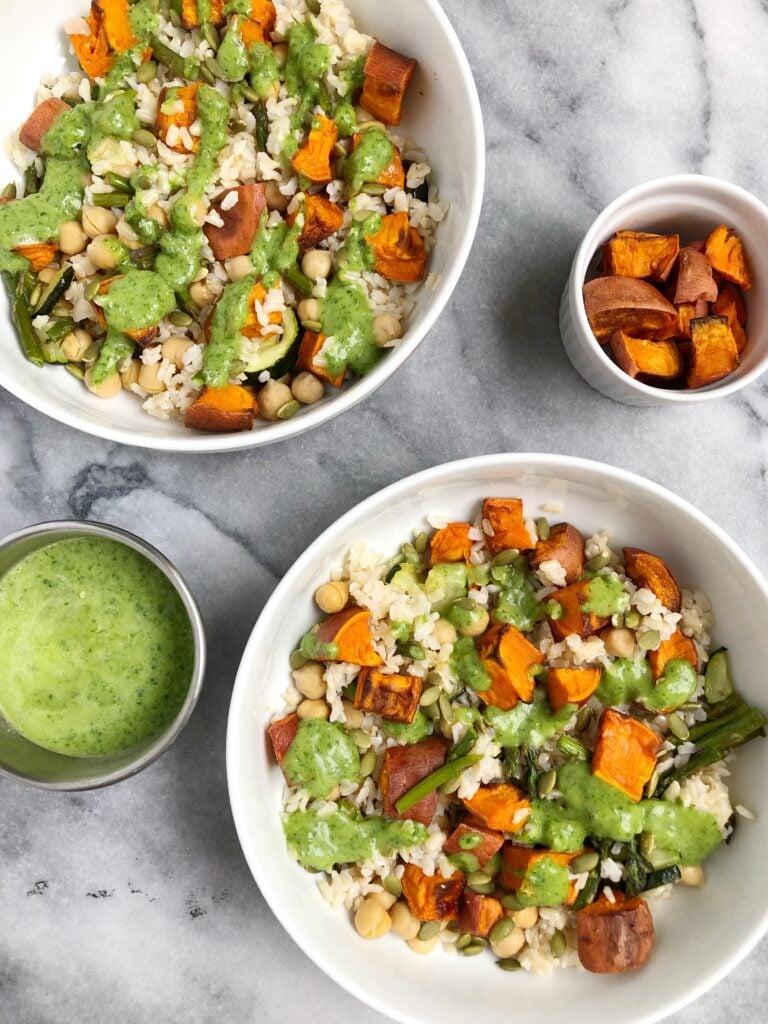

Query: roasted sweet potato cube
[[351, 131, 405, 188], [458, 892, 503, 938], [181, 0, 226, 28], [676, 299, 709, 340], [443, 818, 505, 867], [354, 669, 421, 723], [267, 712, 299, 767], [360, 42, 417, 126], [204, 183, 267, 261], [296, 330, 345, 388], [429, 522, 473, 566], [238, 1, 277, 44], [583, 276, 678, 343], [69, 3, 113, 79], [686, 315, 739, 389], [530, 522, 585, 584], [592, 708, 663, 802], [241, 281, 283, 339], [602, 230, 679, 282], [577, 894, 655, 973], [610, 331, 682, 382], [185, 385, 257, 432], [477, 624, 543, 709], [705, 224, 751, 289], [380, 737, 446, 825], [401, 863, 465, 921], [712, 283, 747, 354], [19, 98, 71, 153], [288, 194, 344, 251], [672, 247, 718, 305], [546, 666, 601, 712], [500, 845, 583, 904], [648, 630, 698, 681], [156, 84, 201, 154], [291, 114, 337, 183], [482, 497, 533, 553], [548, 579, 607, 640], [623, 548, 682, 612], [315, 606, 383, 666], [365, 211, 426, 282], [93, 276, 160, 347], [462, 783, 531, 833], [12, 243, 58, 272], [96, 0, 139, 52]]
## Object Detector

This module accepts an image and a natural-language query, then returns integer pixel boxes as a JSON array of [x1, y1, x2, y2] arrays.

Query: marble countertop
[[3, 1, 768, 1021]]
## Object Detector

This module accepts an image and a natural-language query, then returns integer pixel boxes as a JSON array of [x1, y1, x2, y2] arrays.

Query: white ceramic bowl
[[560, 174, 768, 405], [228, 453, 768, 1024], [0, 0, 483, 452]]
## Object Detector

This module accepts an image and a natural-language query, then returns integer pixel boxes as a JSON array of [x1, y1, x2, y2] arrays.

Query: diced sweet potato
[[676, 299, 709, 340], [592, 708, 663, 802], [648, 630, 698, 681], [530, 523, 585, 584], [351, 131, 405, 188], [365, 212, 426, 282], [204, 183, 267, 261], [181, 0, 226, 28], [12, 243, 58, 272], [156, 84, 201, 154], [360, 42, 417, 126], [686, 315, 739, 389], [288, 194, 344, 251], [546, 666, 601, 713], [482, 498, 533, 554], [94, 276, 160, 346], [583, 276, 678, 343], [380, 737, 446, 825], [548, 579, 607, 640], [443, 818, 505, 868], [401, 863, 465, 922], [429, 522, 473, 566], [354, 669, 421, 723], [712, 283, 747, 354], [19, 98, 71, 153], [238, 2, 277, 45], [499, 845, 584, 904], [577, 894, 655, 973], [705, 224, 751, 289], [241, 281, 283, 339], [296, 330, 345, 388], [602, 230, 679, 282], [477, 624, 544, 709], [96, 0, 138, 52], [462, 783, 531, 833], [458, 892, 503, 938], [184, 385, 257, 432], [622, 548, 681, 612], [672, 247, 718, 305], [69, 3, 113, 79], [315, 606, 383, 667], [267, 712, 298, 767], [610, 331, 682, 381], [291, 114, 337, 183]]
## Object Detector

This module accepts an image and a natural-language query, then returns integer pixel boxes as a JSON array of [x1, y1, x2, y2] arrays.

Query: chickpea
[[341, 700, 364, 729], [370, 890, 397, 911], [296, 698, 330, 720], [162, 335, 194, 370], [272, 42, 289, 68], [297, 298, 320, 324], [87, 234, 123, 271], [315, 580, 349, 614], [226, 255, 254, 282], [325, 784, 341, 801], [681, 865, 705, 887], [454, 602, 489, 638], [292, 663, 326, 700], [81, 205, 117, 239], [120, 358, 141, 389], [58, 220, 89, 256], [37, 266, 59, 285], [61, 328, 93, 363], [186, 197, 207, 228], [147, 204, 169, 229], [406, 933, 441, 955], [258, 379, 293, 421], [390, 901, 420, 941], [291, 371, 324, 405], [137, 359, 165, 395], [116, 218, 145, 250], [301, 248, 333, 280], [373, 314, 403, 347], [602, 627, 636, 658], [509, 906, 539, 930], [490, 926, 525, 959], [354, 897, 392, 940], [189, 277, 217, 307], [84, 367, 121, 398], [264, 179, 290, 212], [432, 618, 457, 646]]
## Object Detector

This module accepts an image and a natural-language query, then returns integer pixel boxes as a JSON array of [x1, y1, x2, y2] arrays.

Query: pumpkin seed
[[132, 128, 157, 149], [301, 319, 322, 332], [406, 642, 426, 661], [169, 310, 193, 327], [29, 285, 42, 308], [667, 712, 690, 741], [351, 729, 372, 751], [137, 60, 158, 84], [537, 769, 557, 798], [638, 630, 660, 651], [611, 611, 625, 628], [466, 871, 492, 891], [439, 774, 463, 795], [360, 750, 377, 778], [289, 650, 306, 670], [414, 531, 429, 554], [84, 280, 101, 302], [584, 553, 611, 573], [570, 850, 599, 874], [277, 400, 301, 420], [419, 685, 441, 708], [241, 83, 261, 103], [624, 609, 641, 628], [361, 183, 387, 195], [229, 118, 247, 134], [458, 832, 483, 851], [1, 182, 17, 200], [65, 363, 85, 380], [438, 693, 454, 725], [497, 957, 522, 972], [544, 599, 563, 620], [383, 875, 402, 898], [489, 917, 515, 944], [423, 702, 440, 723], [168, 7, 181, 26], [536, 517, 550, 540], [200, 64, 216, 85], [202, 21, 220, 50], [550, 929, 567, 959], [639, 831, 656, 857], [492, 549, 519, 566], [418, 921, 440, 941], [485, 852, 502, 877], [645, 766, 660, 798], [135, 172, 154, 191], [500, 893, 522, 911], [447, 852, 479, 874], [460, 943, 485, 957], [401, 541, 419, 563], [455, 933, 472, 951], [205, 56, 226, 80], [576, 705, 593, 732]]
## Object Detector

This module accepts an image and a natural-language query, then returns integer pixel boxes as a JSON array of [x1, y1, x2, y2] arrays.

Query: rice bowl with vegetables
[[1, 0, 447, 433], [266, 494, 765, 975]]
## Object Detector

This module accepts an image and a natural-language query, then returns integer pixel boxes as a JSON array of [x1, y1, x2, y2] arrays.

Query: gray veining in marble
[[2, 1, 768, 1022]]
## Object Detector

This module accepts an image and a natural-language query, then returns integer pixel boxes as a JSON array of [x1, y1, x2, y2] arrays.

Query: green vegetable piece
[[447, 851, 480, 873], [379, 710, 432, 745], [486, 692, 577, 749], [640, 658, 698, 713], [491, 562, 543, 632], [445, 598, 486, 633], [299, 630, 339, 662], [582, 572, 629, 616], [424, 562, 468, 612], [704, 649, 734, 704], [282, 718, 360, 799], [597, 656, 651, 706], [394, 753, 482, 814], [518, 857, 571, 908], [641, 799, 723, 865], [33, 264, 74, 317], [3, 271, 44, 367]]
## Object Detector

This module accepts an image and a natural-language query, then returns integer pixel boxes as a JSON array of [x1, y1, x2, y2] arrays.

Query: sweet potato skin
[[610, 331, 682, 381], [477, 623, 544, 709], [676, 299, 709, 340], [184, 385, 257, 432], [429, 522, 473, 566], [204, 183, 267, 261], [380, 737, 447, 825], [315, 606, 383, 667], [462, 783, 531, 833], [19, 98, 71, 153], [360, 42, 417, 126], [401, 863, 465, 921], [648, 629, 698, 681], [482, 498, 533, 553], [602, 230, 679, 282], [686, 315, 739, 389], [546, 666, 601, 713], [583, 276, 678, 343], [592, 708, 663, 801], [443, 819, 505, 868], [705, 224, 751, 289], [712, 283, 747, 354], [296, 331, 345, 388], [354, 668, 421, 723], [577, 895, 655, 973], [530, 523, 585, 584], [623, 548, 682, 612], [267, 712, 299, 767], [458, 892, 503, 938], [673, 246, 718, 305], [366, 212, 426, 282]]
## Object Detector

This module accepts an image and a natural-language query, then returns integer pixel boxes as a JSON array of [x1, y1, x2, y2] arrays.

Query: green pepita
[[667, 712, 690, 741], [497, 957, 522, 972], [584, 553, 611, 573], [418, 921, 440, 941], [1, 182, 17, 200], [289, 650, 306, 670], [550, 929, 567, 959], [132, 128, 157, 149], [414, 531, 428, 554], [351, 729, 372, 751], [536, 517, 550, 540], [84, 280, 101, 302], [460, 942, 485, 957], [639, 831, 656, 858], [360, 750, 377, 778], [200, 64, 216, 85], [500, 893, 522, 912], [645, 766, 660, 798], [137, 60, 158, 84], [202, 21, 220, 50], [241, 83, 261, 103], [406, 642, 426, 661], [438, 693, 454, 725], [570, 850, 600, 874], [537, 769, 557, 798], [492, 549, 519, 566], [447, 852, 479, 874], [624, 609, 641, 629], [169, 310, 193, 327], [458, 832, 483, 851], [419, 685, 441, 708], [489, 917, 515, 944], [277, 400, 301, 420], [205, 56, 226, 80], [638, 630, 660, 651], [456, 933, 472, 951], [576, 705, 593, 733], [65, 363, 85, 380], [466, 870, 492, 890], [383, 875, 402, 898]]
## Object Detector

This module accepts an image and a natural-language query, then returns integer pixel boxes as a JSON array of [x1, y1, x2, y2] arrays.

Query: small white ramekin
[[560, 174, 768, 405]]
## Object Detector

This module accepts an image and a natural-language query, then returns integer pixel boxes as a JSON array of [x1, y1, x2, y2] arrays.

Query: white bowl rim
[[0, 0, 485, 453], [226, 451, 768, 1024], [569, 172, 768, 404]]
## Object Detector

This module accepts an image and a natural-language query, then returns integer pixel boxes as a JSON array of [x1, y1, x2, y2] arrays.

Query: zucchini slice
[[34, 264, 74, 317], [243, 307, 300, 377]]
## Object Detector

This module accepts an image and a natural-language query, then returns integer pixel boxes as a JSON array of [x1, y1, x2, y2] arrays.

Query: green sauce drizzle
[[282, 718, 360, 798]]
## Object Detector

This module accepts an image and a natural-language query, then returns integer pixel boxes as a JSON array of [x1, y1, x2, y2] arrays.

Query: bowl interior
[[228, 454, 768, 1024], [0, 0, 482, 451]]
